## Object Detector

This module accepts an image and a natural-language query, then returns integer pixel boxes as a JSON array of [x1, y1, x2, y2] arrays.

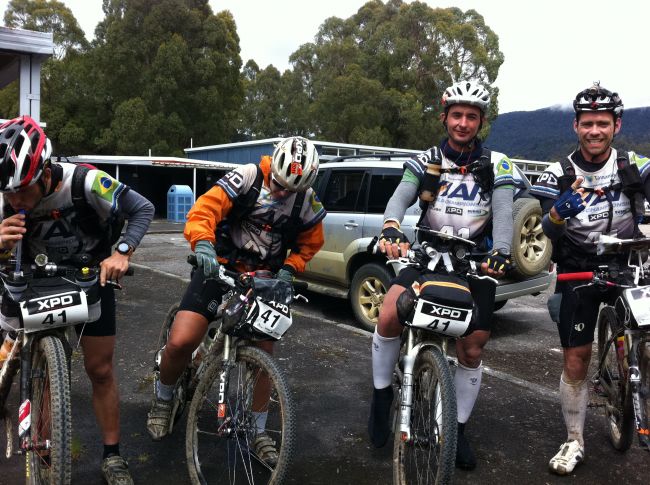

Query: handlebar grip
[[557, 272, 594, 282], [187, 254, 198, 266], [293, 281, 308, 293], [367, 236, 379, 254]]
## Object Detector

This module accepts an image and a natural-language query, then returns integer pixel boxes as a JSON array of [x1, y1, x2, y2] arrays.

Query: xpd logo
[[588, 211, 610, 222], [537, 172, 558, 185], [445, 206, 463, 215]]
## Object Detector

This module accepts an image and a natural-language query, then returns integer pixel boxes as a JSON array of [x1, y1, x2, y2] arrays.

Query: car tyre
[[350, 262, 393, 332], [511, 198, 552, 278]]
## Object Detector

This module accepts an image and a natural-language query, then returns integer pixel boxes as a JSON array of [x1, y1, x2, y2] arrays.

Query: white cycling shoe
[[549, 439, 584, 475]]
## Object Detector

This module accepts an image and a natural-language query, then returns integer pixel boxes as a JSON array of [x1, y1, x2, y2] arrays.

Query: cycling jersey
[[0, 162, 152, 264], [531, 149, 650, 252], [403, 147, 514, 241], [184, 156, 326, 273]]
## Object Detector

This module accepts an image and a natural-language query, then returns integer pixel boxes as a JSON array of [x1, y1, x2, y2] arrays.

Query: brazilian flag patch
[[497, 157, 513, 176], [91, 171, 121, 203]]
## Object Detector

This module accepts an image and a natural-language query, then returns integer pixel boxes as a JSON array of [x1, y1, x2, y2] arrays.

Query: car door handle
[[344, 222, 359, 228]]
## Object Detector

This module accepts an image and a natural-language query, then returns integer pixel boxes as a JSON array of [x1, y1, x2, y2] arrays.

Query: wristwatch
[[116, 242, 134, 256]]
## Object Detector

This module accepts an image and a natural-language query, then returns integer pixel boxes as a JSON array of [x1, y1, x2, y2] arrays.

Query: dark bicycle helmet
[[0, 115, 52, 192], [573, 82, 623, 119]]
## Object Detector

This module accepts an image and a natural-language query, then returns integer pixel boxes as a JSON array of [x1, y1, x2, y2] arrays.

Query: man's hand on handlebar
[[480, 249, 512, 279], [378, 223, 410, 260], [100, 251, 131, 286], [0, 213, 26, 251]]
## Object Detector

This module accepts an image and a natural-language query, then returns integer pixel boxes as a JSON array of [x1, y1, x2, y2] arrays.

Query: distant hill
[[486, 107, 650, 161]]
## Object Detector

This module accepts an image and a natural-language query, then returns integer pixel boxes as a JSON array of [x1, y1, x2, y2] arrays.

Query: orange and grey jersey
[[184, 158, 326, 273]]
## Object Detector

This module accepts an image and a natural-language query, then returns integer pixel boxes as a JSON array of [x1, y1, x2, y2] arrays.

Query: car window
[[367, 172, 402, 214], [322, 170, 367, 212]]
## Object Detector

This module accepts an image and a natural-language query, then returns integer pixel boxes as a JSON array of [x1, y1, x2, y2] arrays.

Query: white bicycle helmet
[[0, 115, 52, 192], [573, 82, 623, 119], [441, 80, 490, 112], [271, 137, 319, 193]]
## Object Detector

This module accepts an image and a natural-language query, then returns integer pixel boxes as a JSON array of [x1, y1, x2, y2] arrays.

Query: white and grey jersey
[[403, 148, 515, 242], [1, 163, 153, 263], [531, 149, 650, 251]]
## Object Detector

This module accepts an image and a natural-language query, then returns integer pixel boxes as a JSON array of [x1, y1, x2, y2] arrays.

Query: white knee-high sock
[[372, 329, 401, 389], [560, 371, 588, 447], [455, 361, 483, 424]]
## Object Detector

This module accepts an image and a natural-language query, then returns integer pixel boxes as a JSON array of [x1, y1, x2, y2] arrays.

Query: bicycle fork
[[398, 330, 445, 444], [625, 330, 650, 450], [216, 334, 234, 437]]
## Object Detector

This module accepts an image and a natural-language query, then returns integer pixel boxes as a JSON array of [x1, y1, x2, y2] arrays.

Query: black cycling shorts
[[392, 267, 496, 332], [556, 278, 616, 348], [178, 270, 228, 322], [75, 284, 116, 337]]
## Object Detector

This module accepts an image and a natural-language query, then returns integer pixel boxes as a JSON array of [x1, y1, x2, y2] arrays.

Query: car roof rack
[[327, 153, 415, 163]]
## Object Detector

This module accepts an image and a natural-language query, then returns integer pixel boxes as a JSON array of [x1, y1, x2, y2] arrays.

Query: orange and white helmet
[[271, 137, 319, 193], [0, 115, 52, 192], [441, 80, 490, 113]]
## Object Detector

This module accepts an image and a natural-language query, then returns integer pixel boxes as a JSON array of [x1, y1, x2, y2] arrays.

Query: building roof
[[70, 155, 239, 171]]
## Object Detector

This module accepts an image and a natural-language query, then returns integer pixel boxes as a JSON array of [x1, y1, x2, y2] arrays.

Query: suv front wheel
[[350, 262, 392, 332]]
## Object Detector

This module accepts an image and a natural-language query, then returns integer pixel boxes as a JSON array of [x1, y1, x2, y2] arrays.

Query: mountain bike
[[377, 228, 498, 485], [556, 234, 650, 453], [0, 253, 127, 484], [153, 257, 306, 484]]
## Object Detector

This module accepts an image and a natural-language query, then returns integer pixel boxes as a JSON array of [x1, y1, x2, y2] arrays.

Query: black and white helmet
[[573, 82, 623, 119], [441, 80, 490, 113], [271, 137, 319, 193]]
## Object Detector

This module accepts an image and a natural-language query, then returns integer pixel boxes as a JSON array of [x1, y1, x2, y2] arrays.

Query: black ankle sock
[[103, 443, 120, 459]]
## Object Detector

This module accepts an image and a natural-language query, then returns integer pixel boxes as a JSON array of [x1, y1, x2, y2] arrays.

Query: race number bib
[[252, 299, 292, 340], [409, 298, 472, 337], [20, 290, 90, 333]]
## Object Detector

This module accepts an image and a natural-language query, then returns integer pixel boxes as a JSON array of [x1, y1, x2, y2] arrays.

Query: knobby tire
[[186, 345, 295, 485], [393, 346, 456, 485], [28, 335, 72, 485]]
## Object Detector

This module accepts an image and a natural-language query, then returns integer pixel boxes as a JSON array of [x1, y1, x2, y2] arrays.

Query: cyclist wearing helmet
[[147, 136, 325, 462], [369, 80, 515, 470], [531, 83, 650, 475], [0, 115, 154, 485]]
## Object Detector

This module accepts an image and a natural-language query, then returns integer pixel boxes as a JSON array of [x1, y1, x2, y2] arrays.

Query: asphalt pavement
[[2, 219, 649, 484]]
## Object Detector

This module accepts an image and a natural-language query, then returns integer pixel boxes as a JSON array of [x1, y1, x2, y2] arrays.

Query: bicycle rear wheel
[[393, 346, 456, 485], [597, 306, 634, 451], [28, 335, 72, 484], [186, 345, 295, 484]]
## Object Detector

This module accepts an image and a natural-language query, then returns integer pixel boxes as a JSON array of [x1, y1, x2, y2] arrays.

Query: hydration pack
[[215, 165, 306, 271]]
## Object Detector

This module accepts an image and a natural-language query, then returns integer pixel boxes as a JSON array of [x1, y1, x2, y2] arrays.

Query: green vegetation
[[2, 0, 503, 155]]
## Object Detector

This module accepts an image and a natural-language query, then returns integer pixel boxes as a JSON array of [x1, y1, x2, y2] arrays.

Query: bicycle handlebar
[[556, 272, 594, 282]]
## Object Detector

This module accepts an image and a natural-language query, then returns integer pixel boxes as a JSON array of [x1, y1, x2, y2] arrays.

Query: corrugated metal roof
[[0, 26, 54, 56]]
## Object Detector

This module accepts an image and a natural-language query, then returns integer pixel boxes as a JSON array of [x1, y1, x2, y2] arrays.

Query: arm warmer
[[119, 189, 155, 249], [383, 178, 418, 223], [492, 187, 514, 253]]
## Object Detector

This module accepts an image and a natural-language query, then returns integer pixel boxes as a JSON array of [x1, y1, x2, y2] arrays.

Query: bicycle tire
[[597, 306, 634, 451], [186, 345, 296, 485], [393, 346, 456, 485], [28, 335, 72, 484]]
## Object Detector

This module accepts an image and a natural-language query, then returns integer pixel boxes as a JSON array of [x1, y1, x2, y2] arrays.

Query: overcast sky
[[3, 0, 650, 114]]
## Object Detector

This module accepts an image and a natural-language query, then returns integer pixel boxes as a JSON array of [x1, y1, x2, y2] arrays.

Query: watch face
[[118, 243, 130, 254]]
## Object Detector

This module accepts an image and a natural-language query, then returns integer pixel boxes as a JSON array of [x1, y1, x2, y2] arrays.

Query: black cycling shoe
[[456, 422, 477, 470], [368, 386, 393, 448]]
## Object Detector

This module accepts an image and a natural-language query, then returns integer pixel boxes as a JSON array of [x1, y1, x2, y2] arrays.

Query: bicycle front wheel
[[186, 345, 295, 484], [393, 346, 457, 485], [597, 306, 634, 451], [28, 335, 72, 484]]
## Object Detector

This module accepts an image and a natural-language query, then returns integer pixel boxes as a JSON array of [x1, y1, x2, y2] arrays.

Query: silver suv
[[298, 155, 553, 332]]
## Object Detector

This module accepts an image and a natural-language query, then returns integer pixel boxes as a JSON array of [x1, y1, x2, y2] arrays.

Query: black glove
[[379, 226, 409, 246], [482, 249, 512, 273]]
